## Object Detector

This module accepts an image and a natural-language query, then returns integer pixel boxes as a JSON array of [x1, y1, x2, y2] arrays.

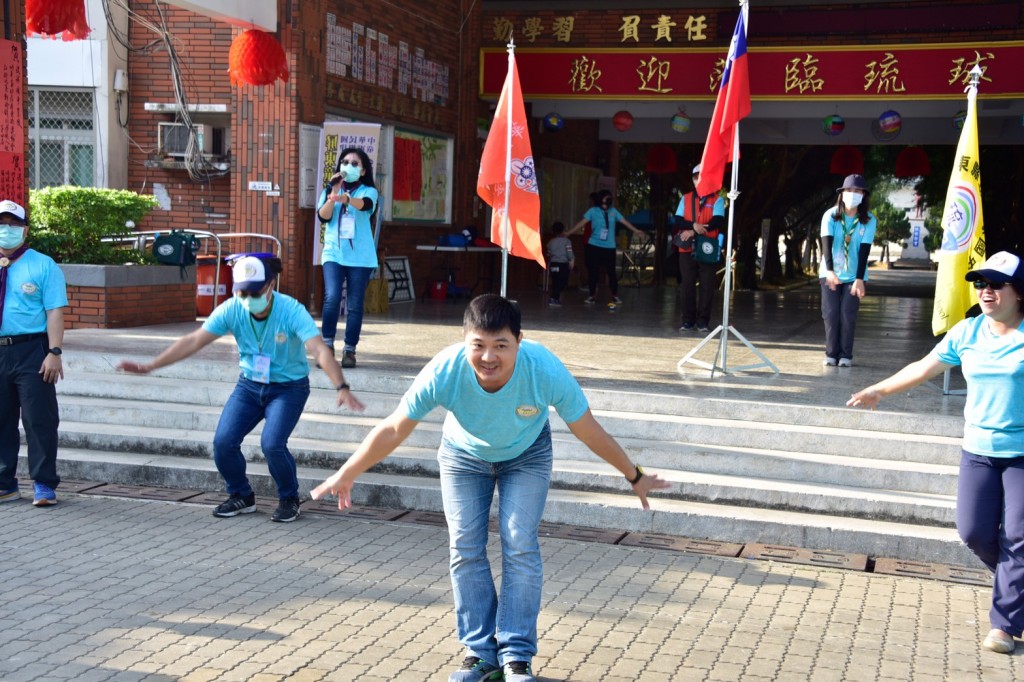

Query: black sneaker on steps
[[212, 493, 256, 518], [271, 498, 301, 523]]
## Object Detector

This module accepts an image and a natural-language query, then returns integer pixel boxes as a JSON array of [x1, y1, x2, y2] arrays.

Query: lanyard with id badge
[[338, 195, 356, 247], [248, 309, 273, 383]]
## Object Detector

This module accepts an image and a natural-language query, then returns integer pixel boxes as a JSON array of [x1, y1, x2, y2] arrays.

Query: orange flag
[[477, 46, 545, 268]]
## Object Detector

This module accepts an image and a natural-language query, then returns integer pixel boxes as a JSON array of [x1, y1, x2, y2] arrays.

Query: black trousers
[[585, 245, 618, 298], [549, 262, 570, 301], [0, 338, 60, 490], [678, 252, 717, 327]]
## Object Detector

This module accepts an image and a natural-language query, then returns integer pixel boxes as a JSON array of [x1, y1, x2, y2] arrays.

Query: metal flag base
[[677, 324, 779, 378]]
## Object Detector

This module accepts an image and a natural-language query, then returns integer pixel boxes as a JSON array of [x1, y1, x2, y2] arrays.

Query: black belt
[[0, 332, 47, 346]]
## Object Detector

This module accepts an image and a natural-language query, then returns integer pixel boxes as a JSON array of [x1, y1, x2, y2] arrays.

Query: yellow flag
[[931, 75, 985, 336]]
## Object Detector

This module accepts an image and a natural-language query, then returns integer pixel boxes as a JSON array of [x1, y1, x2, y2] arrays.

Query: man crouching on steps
[[118, 254, 364, 523], [311, 294, 669, 682]]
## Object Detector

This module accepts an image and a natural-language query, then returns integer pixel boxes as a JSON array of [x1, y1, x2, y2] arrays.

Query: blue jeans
[[820, 279, 861, 360], [438, 424, 553, 668], [212, 376, 310, 500], [322, 261, 373, 351], [957, 450, 1024, 636]]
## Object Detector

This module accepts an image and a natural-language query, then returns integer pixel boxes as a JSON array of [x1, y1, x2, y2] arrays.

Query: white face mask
[[0, 225, 25, 249], [339, 162, 362, 183], [842, 191, 863, 209]]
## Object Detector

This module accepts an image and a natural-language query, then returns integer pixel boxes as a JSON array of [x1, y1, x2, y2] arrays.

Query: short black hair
[[551, 221, 566, 235], [464, 294, 521, 338]]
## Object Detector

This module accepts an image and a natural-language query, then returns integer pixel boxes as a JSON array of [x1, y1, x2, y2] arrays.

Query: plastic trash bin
[[196, 256, 232, 316]]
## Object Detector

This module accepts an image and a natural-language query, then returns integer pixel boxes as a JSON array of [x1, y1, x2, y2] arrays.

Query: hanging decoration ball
[[822, 114, 845, 136], [953, 110, 967, 130], [671, 109, 691, 133], [612, 110, 634, 132], [878, 110, 903, 135], [26, 0, 91, 41], [543, 112, 564, 132], [228, 30, 290, 87]]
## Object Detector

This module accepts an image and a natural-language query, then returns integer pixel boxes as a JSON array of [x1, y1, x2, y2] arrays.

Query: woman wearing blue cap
[[849, 251, 1024, 655]]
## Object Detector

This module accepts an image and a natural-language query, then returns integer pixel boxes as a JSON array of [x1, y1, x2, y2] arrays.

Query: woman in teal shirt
[[568, 190, 645, 308], [848, 251, 1024, 656]]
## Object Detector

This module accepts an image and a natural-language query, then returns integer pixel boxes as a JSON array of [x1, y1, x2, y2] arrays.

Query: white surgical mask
[[340, 163, 361, 183], [239, 291, 271, 315], [0, 225, 25, 249], [842, 191, 863, 209]]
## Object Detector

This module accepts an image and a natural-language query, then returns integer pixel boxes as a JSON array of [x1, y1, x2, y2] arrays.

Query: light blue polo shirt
[[202, 292, 320, 382], [933, 315, 1024, 457], [400, 339, 590, 462], [818, 209, 877, 282], [583, 206, 625, 249], [0, 249, 68, 336], [317, 184, 379, 268]]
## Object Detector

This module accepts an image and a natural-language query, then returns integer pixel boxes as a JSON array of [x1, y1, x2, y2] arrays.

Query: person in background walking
[[545, 221, 574, 307], [848, 251, 1024, 655], [316, 147, 380, 369], [568, 190, 645, 309], [0, 199, 67, 507], [819, 174, 876, 367], [674, 164, 725, 333], [311, 294, 669, 682], [118, 255, 364, 524]]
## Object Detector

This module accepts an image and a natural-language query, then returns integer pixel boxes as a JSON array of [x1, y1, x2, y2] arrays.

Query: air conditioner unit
[[158, 122, 224, 157]]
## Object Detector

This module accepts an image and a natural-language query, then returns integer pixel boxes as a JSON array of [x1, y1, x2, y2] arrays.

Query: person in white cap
[[848, 250, 1024, 655], [117, 254, 364, 523], [0, 199, 67, 507], [673, 164, 725, 332]]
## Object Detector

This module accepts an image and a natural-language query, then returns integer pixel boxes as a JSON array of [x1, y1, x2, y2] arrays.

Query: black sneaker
[[448, 656, 502, 682], [271, 498, 300, 523], [502, 661, 536, 682], [341, 350, 357, 368], [212, 493, 256, 518]]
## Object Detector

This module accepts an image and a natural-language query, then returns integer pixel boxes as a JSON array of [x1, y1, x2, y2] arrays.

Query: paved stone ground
[[2, 493, 1021, 681]]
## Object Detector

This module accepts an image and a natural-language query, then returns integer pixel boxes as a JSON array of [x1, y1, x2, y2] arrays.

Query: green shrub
[[28, 186, 160, 265]]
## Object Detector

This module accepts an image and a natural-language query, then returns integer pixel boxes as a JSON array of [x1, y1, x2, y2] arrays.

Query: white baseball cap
[[0, 199, 26, 224], [692, 164, 702, 175], [231, 255, 281, 293], [965, 251, 1024, 285]]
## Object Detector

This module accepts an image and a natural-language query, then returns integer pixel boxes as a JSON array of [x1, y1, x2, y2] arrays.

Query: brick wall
[[65, 282, 196, 329]]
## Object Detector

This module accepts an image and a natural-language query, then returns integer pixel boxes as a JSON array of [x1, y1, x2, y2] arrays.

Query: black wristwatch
[[628, 464, 644, 485], [335, 383, 350, 391], [48, 347, 62, 356]]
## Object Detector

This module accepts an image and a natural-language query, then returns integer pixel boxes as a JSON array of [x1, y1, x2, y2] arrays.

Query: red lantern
[[228, 30, 290, 87], [26, 0, 91, 41], [829, 146, 864, 176], [612, 110, 634, 132], [894, 147, 931, 178]]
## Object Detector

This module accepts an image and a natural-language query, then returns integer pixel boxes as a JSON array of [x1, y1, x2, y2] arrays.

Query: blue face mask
[[239, 291, 271, 315], [0, 225, 25, 250], [339, 162, 362, 183]]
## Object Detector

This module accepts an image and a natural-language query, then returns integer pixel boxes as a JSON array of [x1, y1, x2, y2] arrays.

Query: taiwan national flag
[[477, 47, 545, 268], [695, 2, 751, 198]]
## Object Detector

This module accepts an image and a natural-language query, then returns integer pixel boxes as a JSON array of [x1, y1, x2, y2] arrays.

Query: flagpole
[[499, 38, 515, 298]]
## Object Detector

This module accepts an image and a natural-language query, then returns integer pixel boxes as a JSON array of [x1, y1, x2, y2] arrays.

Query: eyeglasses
[[972, 279, 1007, 291]]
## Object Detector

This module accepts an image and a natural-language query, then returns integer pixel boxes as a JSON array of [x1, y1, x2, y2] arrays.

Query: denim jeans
[[438, 423, 553, 668], [212, 376, 310, 500], [322, 261, 373, 351], [820, 279, 861, 360], [957, 451, 1024, 636]]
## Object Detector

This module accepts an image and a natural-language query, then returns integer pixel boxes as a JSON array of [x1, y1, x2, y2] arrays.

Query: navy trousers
[[0, 337, 60, 491], [820, 279, 861, 361], [957, 451, 1024, 636]]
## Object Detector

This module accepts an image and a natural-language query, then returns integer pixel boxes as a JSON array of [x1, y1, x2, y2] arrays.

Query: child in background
[[546, 221, 574, 307]]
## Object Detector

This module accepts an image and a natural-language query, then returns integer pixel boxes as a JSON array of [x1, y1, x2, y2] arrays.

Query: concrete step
[[50, 420, 956, 525], [25, 447, 973, 566]]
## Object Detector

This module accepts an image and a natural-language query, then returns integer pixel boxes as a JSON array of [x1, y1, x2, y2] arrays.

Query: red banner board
[[480, 41, 1024, 101], [0, 39, 25, 205]]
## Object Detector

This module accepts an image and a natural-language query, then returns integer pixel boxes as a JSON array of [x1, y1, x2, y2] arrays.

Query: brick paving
[[2, 493, 1022, 681]]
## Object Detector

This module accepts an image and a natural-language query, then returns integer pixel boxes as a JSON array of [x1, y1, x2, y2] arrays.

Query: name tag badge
[[252, 353, 272, 384], [598, 228, 609, 241], [340, 213, 356, 240]]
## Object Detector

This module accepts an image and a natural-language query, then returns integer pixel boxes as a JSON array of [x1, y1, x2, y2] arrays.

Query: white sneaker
[[823, 357, 838, 367], [838, 358, 852, 367]]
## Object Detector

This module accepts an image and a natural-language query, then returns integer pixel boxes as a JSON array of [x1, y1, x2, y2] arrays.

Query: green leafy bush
[[28, 186, 160, 265]]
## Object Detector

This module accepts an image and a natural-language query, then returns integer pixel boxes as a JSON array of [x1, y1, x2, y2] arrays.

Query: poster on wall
[[312, 121, 382, 265], [391, 129, 451, 223], [1, 40, 25, 206]]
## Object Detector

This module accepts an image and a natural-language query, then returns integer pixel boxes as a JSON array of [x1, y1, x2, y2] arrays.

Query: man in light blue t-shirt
[[118, 255, 364, 524], [312, 294, 669, 682]]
